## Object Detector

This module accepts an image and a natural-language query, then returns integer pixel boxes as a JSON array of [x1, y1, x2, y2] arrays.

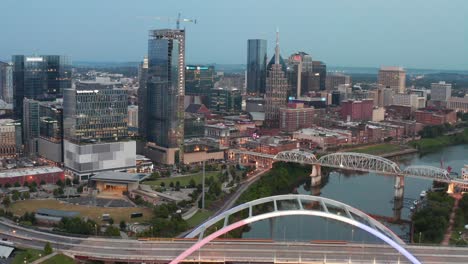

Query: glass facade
[[185, 65, 214, 106], [146, 29, 185, 150], [63, 84, 128, 144], [12, 55, 71, 118], [0, 62, 13, 104], [210, 87, 242, 114], [247, 39, 267, 94]]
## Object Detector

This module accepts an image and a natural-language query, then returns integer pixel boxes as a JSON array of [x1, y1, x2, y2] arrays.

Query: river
[[243, 144, 468, 242]]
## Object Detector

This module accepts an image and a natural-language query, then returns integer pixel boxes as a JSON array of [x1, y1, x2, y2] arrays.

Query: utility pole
[[202, 160, 205, 210]]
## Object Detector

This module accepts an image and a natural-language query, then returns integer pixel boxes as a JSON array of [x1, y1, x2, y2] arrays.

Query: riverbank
[[340, 143, 418, 158], [409, 128, 468, 154]]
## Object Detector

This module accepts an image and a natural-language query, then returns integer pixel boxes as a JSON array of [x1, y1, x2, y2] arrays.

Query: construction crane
[[139, 13, 197, 29]]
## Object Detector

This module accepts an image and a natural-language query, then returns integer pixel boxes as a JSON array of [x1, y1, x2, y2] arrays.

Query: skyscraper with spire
[[264, 31, 288, 128]]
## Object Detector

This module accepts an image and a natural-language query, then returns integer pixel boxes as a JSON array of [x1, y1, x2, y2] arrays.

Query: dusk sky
[[1, 0, 467, 70]]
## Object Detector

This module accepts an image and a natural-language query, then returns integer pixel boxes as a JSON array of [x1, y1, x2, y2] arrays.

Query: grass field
[[10, 199, 153, 223], [144, 171, 221, 187], [348, 144, 402, 155], [186, 210, 212, 228], [41, 254, 75, 264], [12, 249, 44, 264]]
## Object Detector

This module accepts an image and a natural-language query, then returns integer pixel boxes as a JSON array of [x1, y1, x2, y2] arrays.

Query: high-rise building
[[378, 66, 406, 94], [326, 73, 351, 91], [128, 105, 138, 129], [430, 81, 452, 102], [145, 29, 185, 164], [63, 82, 135, 180], [12, 55, 71, 118], [392, 93, 426, 111], [22, 98, 40, 154], [185, 65, 215, 106], [312, 61, 327, 91], [210, 87, 242, 113], [0, 119, 20, 157], [0, 62, 13, 104], [340, 99, 374, 121], [246, 39, 267, 95], [138, 56, 148, 139], [37, 100, 63, 163], [264, 32, 288, 128], [287, 52, 314, 97]]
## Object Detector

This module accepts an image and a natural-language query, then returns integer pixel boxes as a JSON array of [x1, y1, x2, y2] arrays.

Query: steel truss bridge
[[231, 149, 466, 184]]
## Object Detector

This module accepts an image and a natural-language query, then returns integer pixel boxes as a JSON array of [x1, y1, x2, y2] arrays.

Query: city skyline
[[1, 0, 468, 70]]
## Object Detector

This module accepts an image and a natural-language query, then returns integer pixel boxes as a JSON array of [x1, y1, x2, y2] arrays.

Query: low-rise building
[[279, 103, 315, 133], [414, 108, 457, 125], [340, 99, 373, 121], [293, 127, 351, 150], [446, 97, 468, 113], [0, 166, 64, 186]]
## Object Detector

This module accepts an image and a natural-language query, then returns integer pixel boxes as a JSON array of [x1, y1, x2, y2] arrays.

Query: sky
[[1, 0, 467, 70]]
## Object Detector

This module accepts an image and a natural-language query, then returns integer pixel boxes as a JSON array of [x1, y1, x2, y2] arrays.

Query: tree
[[109, 218, 114, 225], [77, 185, 84, 193], [22, 192, 30, 199], [23, 181, 29, 187], [175, 181, 180, 191], [13, 182, 20, 188], [169, 182, 174, 188], [56, 179, 64, 188], [119, 220, 126, 231], [11, 191, 20, 201], [2, 196, 11, 208], [104, 226, 121, 237], [44, 242, 53, 255], [160, 182, 166, 187], [40, 180, 46, 185], [4, 183, 11, 188], [65, 178, 72, 186], [189, 178, 196, 188], [72, 178, 79, 185]]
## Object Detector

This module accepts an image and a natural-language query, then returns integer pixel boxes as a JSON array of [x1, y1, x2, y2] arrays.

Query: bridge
[[2, 195, 468, 263], [230, 149, 468, 221]]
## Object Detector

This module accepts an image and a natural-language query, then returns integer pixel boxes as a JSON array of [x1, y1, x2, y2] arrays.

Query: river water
[[243, 144, 468, 242]]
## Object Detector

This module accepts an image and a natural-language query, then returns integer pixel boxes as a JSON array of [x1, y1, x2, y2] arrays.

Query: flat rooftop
[[91, 171, 149, 183], [0, 166, 63, 179]]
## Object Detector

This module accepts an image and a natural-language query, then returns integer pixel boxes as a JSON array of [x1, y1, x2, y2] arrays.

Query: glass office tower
[[12, 55, 71, 118], [247, 39, 267, 95], [146, 29, 185, 156]]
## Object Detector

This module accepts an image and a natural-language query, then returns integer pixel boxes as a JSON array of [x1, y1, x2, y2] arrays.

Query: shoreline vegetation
[[409, 128, 468, 153]]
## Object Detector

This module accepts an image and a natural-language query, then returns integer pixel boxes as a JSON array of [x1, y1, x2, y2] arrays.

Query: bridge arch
[[179, 195, 420, 264], [403, 165, 451, 181], [318, 152, 401, 175], [274, 150, 318, 164]]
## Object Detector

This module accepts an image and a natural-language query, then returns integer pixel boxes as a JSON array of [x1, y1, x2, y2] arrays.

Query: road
[[1, 219, 468, 263]]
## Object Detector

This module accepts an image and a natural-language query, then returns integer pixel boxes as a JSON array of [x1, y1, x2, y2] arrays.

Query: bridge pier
[[310, 164, 322, 188], [393, 175, 405, 221]]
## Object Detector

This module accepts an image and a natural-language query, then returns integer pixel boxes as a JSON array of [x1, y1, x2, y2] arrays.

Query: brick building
[[340, 99, 374, 121], [279, 103, 315, 133], [414, 109, 457, 125], [0, 166, 64, 186]]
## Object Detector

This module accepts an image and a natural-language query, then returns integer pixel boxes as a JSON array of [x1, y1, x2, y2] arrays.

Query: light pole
[[351, 228, 354, 242], [202, 160, 205, 210], [418, 232, 422, 244]]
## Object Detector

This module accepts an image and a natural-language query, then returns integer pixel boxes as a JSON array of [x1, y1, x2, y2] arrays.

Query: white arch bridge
[[231, 149, 464, 185], [175, 195, 421, 264]]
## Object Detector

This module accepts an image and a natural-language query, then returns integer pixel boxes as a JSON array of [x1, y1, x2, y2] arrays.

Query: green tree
[[11, 190, 20, 201], [104, 226, 121, 237], [56, 179, 64, 188], [109, 218, 114, 225], [65, 178, 72, 186], [189, 178, 196, 188], [175, 181, 181, 191], [119, 220, 127, 231], [13, 182, 20, 187], [4, 183, 11, 188], [22, 192, 30, 199], [44, 242, 53, 255], [40, 180, 46, 185], [2, 196, 11, 208]]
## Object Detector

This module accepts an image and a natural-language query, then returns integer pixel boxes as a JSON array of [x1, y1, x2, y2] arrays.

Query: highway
[[1, 220, 468, 263]]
